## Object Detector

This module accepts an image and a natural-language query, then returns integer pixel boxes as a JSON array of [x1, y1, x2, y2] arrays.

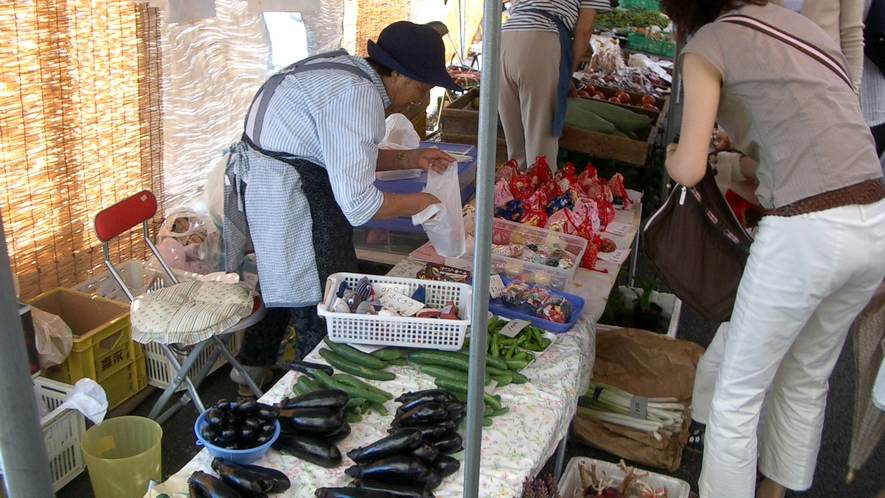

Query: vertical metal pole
[[0, 211, 55, 498], [463, 0, 501, 496]]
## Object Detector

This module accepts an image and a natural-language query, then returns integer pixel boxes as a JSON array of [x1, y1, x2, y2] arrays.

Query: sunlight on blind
[[0, 1, 162, 299]]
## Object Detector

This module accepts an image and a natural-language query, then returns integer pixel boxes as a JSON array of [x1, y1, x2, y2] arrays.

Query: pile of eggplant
[[199, 398, 278, 450], [314, 388, 464, 498], [187, 458, 290, 497], [271, 388, 352, 468]]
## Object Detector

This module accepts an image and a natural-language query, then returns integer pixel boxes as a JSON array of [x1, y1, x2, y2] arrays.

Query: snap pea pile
[[464, 314, 553, 363], [596, 7, 670, 29]]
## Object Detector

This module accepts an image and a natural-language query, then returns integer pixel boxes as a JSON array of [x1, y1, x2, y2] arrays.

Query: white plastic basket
[[317, 272, 472, 351], [558, 457, 690, 498], [37, 377, 87, 492], [73, 260, 241, 390]]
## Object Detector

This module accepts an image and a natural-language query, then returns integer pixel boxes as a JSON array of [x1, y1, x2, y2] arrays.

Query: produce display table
[[144, 319, 595, 498]]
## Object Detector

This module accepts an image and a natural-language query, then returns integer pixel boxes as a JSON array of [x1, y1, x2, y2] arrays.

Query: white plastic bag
[[31, 307, 72, 369], [412, 163, 466, 257], [155, 209, 223, 274], [379, 113, 420, 150]]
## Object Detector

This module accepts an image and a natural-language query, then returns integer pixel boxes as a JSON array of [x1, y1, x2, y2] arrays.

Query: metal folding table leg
[[553, 422, 571, 480], [149, 341, 210, 423]]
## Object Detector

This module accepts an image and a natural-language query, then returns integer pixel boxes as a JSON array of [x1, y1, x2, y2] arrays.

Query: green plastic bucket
[[80, 416, 162, 498]]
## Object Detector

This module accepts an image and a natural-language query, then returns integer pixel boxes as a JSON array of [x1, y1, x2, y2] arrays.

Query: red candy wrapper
[[509, 173, 535, 201], [520, 208, 548, 227], [496, 158, 520, 183], [540, 179, 562, 199]]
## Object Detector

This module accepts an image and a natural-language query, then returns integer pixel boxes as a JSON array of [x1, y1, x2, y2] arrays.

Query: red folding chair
[[94, 190, 266, 423]]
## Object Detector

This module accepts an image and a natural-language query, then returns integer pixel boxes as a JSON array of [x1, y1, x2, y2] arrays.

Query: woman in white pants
[[659, 1, 885, 497]]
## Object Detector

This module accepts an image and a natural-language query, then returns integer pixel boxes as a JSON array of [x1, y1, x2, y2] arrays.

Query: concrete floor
[[55, 259, 885, 498]]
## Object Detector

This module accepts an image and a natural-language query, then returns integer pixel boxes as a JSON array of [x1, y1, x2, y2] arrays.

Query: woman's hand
[[406, 148, 457, 173]]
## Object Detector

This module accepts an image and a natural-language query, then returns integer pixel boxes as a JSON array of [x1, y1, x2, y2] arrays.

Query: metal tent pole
[[0, 210, 55, 497], [463, 0, 502, 495]]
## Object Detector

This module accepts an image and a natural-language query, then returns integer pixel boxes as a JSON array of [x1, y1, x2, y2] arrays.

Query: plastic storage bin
[[73, 260, 243, 391], [479, 217, 588, 290], [317, 272, 473, 350], [558, 457, 690, 498], [80, 416, 162, 498], [28, 287, 147, 410], [37, 377, 87, 492]]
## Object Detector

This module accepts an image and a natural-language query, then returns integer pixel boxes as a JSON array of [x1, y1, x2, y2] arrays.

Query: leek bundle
[[578, 380, 685, 440]]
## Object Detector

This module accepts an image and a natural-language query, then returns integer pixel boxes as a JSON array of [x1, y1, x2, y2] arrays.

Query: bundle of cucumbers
[[317, 337, 404, 381], [187, 459, 290, 496], [564, 97, 652, 139]]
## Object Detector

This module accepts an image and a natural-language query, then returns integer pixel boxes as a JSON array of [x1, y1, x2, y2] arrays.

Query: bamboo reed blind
[[0, 1, 163, 301]]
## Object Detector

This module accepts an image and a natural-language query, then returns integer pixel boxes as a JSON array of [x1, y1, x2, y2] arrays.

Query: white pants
[[699, 198, 885, 497]]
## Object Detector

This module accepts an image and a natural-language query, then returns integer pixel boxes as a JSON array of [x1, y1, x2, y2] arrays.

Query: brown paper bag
[[575, 327, 705, 471]]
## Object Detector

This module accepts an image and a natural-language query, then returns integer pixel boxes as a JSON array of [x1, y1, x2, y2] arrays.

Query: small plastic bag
[[412, 163, 466, 257], [32, 307, 73, 369], [155, 209, 223, 274], [379, 113, 420, 150]]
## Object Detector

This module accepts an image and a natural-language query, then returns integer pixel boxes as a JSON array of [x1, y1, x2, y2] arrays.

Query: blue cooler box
[[363, 141, 477, 233]]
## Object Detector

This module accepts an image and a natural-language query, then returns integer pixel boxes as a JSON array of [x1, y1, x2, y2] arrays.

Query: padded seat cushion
[[130, 280, 254, 345]]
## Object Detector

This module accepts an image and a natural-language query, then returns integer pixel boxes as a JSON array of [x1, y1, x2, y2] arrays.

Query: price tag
[[498, 318, 530, 338], [484, 380, 498, 394], [629, 395, 648, 419], [372, 282, 410, 298], [597, 248, 631, 265], [379, 290, 425, 317], [603, 221, 632, 236], [488, 274, 505, 299]]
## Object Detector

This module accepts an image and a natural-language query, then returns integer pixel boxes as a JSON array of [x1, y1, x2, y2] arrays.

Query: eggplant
[[214, 399, 233, 411], [347, 428, 423, 463], [237, 465, 290, 493], [255, 403, 279, 421], [396, 402, 449, 426], [211, 458, 270, 495], [284, 360, 335, 377], [206, 408, 226, 427], [277, 406, 346, 437], [395, 389, 458, 406], [324, 421, 352, 442], [392, 424, 446, 441], [409, 442, 439, 463], [314, 487, 396, 498], [272, 433, 342, 468], [354, 479, 436, 498], [278, 389, 350, 411], [433, 431, 463, 454], [234, 397, 259, 416], [396, 392, 455, 416], [416, 468, 441, 490], [430, 455, 460, 478], [344, 455, 429, 482], [189, 484, 209, 498], [187, 471, 242, 498]]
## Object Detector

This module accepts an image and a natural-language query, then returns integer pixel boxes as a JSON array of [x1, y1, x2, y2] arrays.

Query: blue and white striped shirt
[[503, 0, 610, 34], [237, 53, 389, 307]]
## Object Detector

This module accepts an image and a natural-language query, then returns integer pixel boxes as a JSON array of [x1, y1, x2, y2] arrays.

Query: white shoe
[[229, 365, 269, 386]]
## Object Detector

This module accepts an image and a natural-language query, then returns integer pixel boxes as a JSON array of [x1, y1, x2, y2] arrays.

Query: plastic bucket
[[80, 416, 162, 498]]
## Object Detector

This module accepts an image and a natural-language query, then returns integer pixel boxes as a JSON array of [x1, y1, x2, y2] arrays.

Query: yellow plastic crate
[[28, 287, 146, 409]]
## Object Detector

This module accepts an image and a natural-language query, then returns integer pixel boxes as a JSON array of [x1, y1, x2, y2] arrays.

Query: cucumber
[[345, 410, 362, 423], [485, 365, 512, 377], [318, 348, 396, 382], [456, 349, 509, 371], [333, 373, 395, 400], [490, 406, 511, 417], [508, 370, 529, 385], [367, 400, 389, 416], [323, 337, 387, 369], [504, 358, 529, 371], [568, 97, 651, 132], [420, 364, 490, 385], [432, 378, 502, 410], [491, 374, 512, 386], [483, 417, 493, 426], [369, 347, 404, 361], [564, 103, 618, 134], [312, 369, 388, 405], [408, 350, 471, 372]]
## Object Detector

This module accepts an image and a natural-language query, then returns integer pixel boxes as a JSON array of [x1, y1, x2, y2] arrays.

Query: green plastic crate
[[619, 0, 660, 11]]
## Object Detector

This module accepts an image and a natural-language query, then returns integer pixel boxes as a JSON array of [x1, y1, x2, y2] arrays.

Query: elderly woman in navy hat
[[224, 21, 463, 394]]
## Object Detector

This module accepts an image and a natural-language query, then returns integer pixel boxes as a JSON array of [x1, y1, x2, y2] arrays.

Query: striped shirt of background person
[[504, 0, 611, 34]]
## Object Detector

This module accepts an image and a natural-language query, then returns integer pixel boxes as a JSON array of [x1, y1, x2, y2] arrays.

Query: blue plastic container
[[193, 405, 280, 465], [487, 276, 585, 333]]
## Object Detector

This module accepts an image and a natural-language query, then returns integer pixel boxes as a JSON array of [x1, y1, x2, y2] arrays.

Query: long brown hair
[[659, 0, 768, 44]]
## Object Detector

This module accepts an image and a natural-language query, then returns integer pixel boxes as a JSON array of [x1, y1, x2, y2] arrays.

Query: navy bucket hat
[[367, 21, 463, 92]]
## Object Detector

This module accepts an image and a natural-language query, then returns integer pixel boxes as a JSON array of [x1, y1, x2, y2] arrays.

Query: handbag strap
[[718, 14, 853, 90]]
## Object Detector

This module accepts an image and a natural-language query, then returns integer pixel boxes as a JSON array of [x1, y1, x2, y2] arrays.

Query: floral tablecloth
[[144, 315, 595, 498]]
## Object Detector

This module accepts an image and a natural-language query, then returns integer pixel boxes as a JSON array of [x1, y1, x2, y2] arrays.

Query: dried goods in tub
[[578, 459, 670, 498]]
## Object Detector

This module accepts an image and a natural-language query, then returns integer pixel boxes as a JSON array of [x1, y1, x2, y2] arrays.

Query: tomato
[[641, 103, 659, 111], [608, 96, 621, 103], [577, 90, 591, 98], [615, 91, 631, 104], [591, 93, 605, 100], [584, 84, 596, 94], [641, 94, 657, 105]]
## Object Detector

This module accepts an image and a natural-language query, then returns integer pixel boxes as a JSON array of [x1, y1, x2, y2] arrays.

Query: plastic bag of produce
[[412, 163, 466, 257]]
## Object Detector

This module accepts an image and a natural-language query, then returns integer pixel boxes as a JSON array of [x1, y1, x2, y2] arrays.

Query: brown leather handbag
[[641, 162, 753, 323]]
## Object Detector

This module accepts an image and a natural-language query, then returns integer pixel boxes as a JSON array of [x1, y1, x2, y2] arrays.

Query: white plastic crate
[[37, 377, 87, 492], [317, 272, 472, 351], [73, 260, 243, 390], [558, 457, 690, 498]]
